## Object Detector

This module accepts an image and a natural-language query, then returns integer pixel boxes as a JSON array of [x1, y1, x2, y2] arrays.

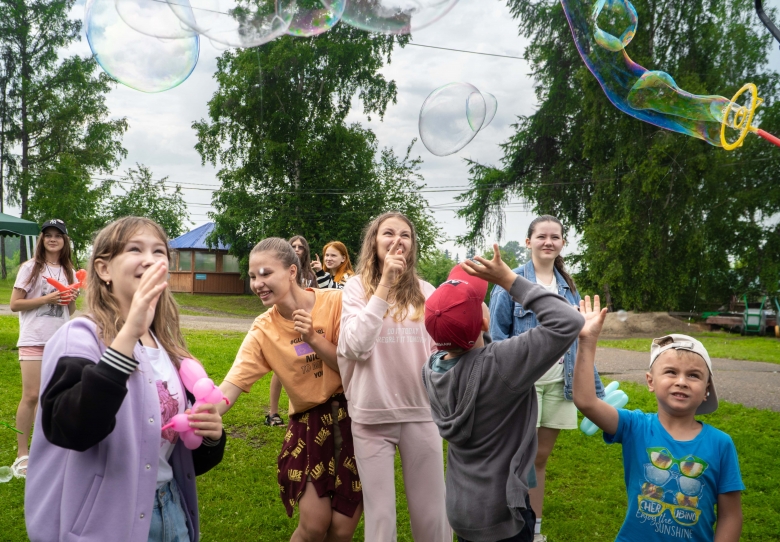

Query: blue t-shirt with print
[[604, 409, 744, 541]]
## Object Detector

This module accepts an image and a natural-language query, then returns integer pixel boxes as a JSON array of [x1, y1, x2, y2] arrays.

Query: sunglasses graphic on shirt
[[637, 496, 701, 527], [647, 447, 708, 478]]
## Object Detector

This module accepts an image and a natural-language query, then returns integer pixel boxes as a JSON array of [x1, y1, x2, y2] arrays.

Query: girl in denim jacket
[[488, 215, 605, 542]]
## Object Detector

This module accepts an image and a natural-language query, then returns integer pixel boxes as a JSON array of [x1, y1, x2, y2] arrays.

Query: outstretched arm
[[572, 295, 618, 435]]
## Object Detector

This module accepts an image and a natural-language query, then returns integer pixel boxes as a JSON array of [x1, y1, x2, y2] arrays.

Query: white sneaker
[[533, 535, 547, 542]]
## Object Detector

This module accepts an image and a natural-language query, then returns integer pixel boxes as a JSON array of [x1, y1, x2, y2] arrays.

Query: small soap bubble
[[86, 0, 200, 93], [482, 92, 498, 128], [592, 0, 638, 52], [340, 0, 460, 34], [0, 466, 12, 483], [169, 0, 295, 48], [287, 0, 345, 37], [616, 310, 628, 322], [419, 82, 490, 157]]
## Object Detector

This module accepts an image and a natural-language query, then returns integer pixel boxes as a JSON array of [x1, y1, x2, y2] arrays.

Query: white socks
[[535, 518, 542, 535]]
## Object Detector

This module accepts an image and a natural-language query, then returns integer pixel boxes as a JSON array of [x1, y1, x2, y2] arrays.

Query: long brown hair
[[289, 235, 318, 289], [252, 237, 303, 289], [356, 212, 425, 322], [25, 223, 76, 288], [322, 241, 354, 284], [87, 217, 190, 368], [527, 215, 577, 294]]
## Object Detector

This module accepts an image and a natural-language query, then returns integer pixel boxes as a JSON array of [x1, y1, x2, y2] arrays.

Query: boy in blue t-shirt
[[573, 296, 744, 541]]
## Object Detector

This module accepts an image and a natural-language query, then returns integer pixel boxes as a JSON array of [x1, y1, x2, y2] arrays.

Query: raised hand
[[380, 237, 407, 286], [292, 309, 316, 342], [460, 243, 516, 292], [579, 295, 607, 342], [124, 261, 169, 341], [311, 254, 322, 273]]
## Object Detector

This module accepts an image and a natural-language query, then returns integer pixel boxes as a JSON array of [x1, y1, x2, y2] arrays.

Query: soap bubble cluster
[[418, 82, 498, 156], [86, 0, 461, 92]]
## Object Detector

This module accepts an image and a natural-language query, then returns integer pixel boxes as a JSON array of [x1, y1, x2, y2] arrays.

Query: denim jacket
[[488, 261, 605, 401]]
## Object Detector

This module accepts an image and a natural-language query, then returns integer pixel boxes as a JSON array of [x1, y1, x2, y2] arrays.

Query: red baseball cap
[[425, 264, 488, 351]]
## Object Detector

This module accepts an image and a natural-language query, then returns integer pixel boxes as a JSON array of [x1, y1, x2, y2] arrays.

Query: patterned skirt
[[277, 393, 362, 518]]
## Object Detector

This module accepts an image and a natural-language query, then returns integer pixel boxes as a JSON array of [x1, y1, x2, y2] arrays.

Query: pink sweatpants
[[351, 421, 451, 542]]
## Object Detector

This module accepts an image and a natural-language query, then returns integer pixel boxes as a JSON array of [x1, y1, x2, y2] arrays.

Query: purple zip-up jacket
[[25, 317, 225, 542]]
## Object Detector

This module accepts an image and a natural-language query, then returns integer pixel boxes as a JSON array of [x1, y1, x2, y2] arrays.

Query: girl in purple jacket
[[25, 217, 225, 542]]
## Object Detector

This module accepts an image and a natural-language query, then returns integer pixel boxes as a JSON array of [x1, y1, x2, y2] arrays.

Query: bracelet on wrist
[[378, 283, 393, 289]]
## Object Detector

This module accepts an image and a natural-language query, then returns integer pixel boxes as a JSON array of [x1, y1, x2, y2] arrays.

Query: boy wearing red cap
[[421, 245, 585, 542]]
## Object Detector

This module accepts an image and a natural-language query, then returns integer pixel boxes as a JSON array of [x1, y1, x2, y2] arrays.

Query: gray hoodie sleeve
[[488, 275, 585, 391]]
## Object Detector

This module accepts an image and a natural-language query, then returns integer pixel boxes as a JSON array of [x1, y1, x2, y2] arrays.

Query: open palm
[[579, 295, 607, 341]]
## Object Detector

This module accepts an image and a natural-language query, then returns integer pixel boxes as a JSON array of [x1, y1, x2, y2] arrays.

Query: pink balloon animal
[[160, 358, 230, 450]]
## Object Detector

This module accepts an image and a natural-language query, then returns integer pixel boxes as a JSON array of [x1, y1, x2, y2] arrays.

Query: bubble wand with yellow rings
[[720, 83, 780, 150]]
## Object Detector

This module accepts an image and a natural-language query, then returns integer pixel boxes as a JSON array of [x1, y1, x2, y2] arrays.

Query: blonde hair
[[86, 217, 190, 368], [356, 212, 425, 322], [322, 241, 354, 284]]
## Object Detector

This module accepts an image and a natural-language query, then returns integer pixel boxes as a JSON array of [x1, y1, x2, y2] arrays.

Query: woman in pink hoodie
[[337, 212, 449, 541]]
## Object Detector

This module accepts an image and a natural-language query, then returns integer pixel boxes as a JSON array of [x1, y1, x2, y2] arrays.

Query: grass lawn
[[0, 276, 262, 319], [599, 333, 780, 365], [172, 293, 266, 318], [1, 317, 779, 540]]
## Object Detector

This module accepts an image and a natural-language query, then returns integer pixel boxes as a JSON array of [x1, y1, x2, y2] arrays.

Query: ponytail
[[528, 214, 577, 294], [554, 255, 577, 294]]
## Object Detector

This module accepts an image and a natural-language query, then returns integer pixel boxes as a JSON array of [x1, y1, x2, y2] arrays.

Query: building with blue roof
[[169, 223, 246, 294]]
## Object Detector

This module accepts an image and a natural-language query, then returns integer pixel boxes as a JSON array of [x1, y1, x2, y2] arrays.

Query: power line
[[407, 42, 525, 61]]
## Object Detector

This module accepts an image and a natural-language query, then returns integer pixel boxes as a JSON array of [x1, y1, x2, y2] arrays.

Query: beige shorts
[[535, 381, 578, 430]]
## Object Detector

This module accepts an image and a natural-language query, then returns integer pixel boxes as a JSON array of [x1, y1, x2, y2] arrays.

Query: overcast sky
[[9, 0, 780, 258], [51, 0, 543, 258]]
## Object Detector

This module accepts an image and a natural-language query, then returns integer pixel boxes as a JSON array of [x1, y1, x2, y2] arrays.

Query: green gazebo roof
[[0, 213, 39, 236]]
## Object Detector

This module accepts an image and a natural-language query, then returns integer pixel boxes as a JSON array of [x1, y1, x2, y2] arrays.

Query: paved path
[[0, 305, 256, 333], [595, 347, 780, 412], [2, 303, 776, 411]]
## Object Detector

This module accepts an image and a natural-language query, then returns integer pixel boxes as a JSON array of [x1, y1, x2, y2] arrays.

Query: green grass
[[1, 317, 779, 540], [599, 334, 780, 364], [173, 293, 266, 319]]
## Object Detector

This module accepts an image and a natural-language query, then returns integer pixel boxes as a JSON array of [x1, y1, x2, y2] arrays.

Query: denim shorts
[[148, 478, 190, 542]]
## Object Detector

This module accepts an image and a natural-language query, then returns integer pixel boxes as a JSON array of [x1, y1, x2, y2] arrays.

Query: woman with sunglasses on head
[[9, 219, 79, 479], [312, 241, 354, 290]]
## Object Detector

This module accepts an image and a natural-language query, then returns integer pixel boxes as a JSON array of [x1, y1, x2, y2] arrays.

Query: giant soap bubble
[[86, 0, 200, 93], [287, 0, 345, 37], [340, 0, 460, 34], [169, 0, 295, 48], [419, 83, 497, 156], [115, 0, 198, 39]]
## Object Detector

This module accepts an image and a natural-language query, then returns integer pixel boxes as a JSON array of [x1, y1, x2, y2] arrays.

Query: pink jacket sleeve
[[337, 278, 389, 362]]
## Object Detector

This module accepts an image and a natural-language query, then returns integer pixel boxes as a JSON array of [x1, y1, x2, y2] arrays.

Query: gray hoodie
[[422, 275, 584, 541]]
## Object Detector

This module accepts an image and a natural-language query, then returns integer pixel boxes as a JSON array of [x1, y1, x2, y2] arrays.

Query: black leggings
[[457, 494, 536, 542]]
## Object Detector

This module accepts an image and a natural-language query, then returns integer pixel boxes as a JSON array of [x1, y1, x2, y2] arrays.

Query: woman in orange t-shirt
[[218, 238, 362, 542]]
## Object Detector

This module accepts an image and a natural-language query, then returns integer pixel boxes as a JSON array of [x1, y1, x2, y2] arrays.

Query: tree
[[0, 0, 127, 259], [457, 0, 780, 311], [501, 240, 528, 267], [418, 248, 456, 287], [195, 26, 438, 265], [107, 165, 190, 239], [27, 155, 112, 260]]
